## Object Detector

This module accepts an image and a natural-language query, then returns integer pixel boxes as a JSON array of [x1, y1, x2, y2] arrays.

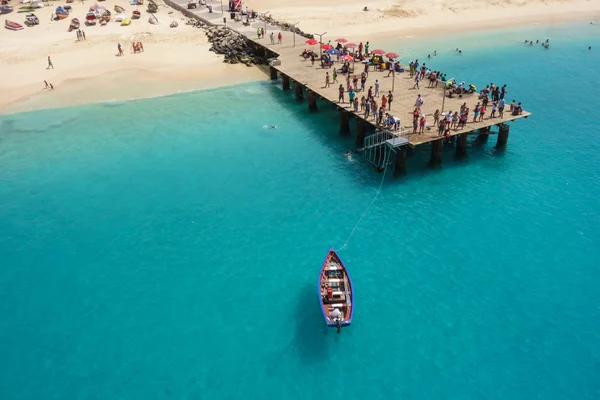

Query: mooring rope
[[336, 163, 388, 252]]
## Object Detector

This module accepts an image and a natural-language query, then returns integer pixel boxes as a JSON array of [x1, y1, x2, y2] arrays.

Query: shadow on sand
[[293, 284, 332, 363]]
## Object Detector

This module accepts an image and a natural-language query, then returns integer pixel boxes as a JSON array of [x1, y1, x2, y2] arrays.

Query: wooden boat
[[5, 20, 24, 30], [318, 247, 353, 331], [121, 16, 130, 26], [85, 12, 96, 25], [69, 17, 80, 30], [24, 13, 39, 26], [55, 6, 69, 19], [131, 10, 141, 19], [147, 0, 157, 12], [1, 5, 14, 13]]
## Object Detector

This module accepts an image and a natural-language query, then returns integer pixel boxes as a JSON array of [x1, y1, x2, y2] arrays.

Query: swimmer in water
[[268, 125, 278, 129], [345, 151, 350, 157], [589, 46, 592, 50], [458, 50, 462, 54], [433, 50, 436, 56]]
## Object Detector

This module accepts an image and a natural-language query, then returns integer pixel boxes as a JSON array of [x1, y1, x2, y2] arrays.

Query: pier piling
[[475, 126, 490, 145], [356, 119, 366, 147], [429, 139, 443, 166], [456, 133, 468, 158], [339, 110, 350, 135], [294, 82, 304, 100], [496, 124, 510, 149], [269, 67, 278, 81], [282, 75, 291, 91], [394, 146, 408, 176], [307, 91, 318, 111]]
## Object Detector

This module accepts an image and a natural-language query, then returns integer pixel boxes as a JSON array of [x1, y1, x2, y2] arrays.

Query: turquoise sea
[[1, 22, 599, 399]]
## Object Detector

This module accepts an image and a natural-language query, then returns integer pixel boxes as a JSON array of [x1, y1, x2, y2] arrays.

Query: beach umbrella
[[341, 55, 353, 61], [321, 44, 332, 50], [327, 48, 340, 55], [345, 42, 357, 48], [305, 39, 318, 45], [335, 38, 347, 43], [371, 49, 385, 55], [386, 52, 399, 59]]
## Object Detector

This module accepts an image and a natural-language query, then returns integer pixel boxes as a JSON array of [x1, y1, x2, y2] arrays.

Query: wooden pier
[[167, 0, 531, 175]]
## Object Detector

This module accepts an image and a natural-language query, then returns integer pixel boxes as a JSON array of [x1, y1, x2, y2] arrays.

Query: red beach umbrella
[[335, 38, 348, 43], [341, 55, 353, 61], [321, 44, 333, 50], [371, 49, 385, 55], [305, 39, 318, 45], [345, 42, 357, 48], [386, 52, 399, 59]]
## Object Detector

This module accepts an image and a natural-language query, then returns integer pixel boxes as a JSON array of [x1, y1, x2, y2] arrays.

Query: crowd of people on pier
[[301, 40, 525, 135]]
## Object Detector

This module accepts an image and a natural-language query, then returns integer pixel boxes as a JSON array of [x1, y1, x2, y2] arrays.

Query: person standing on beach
[[387, 60, 394, 77], [364, 41, 369, 56], [325, 72, 331, 88], [261, 28, 265, 38], [375, 79, 380, 97], [44, 80, 49, 89], [257, 27, 261, 38], [49, 83, 54, 90], [270, 32, 275, 44], [277, 32, 282, 44], [47, 56, 54, 69], [117, 43, 124, 56], [332, 69, 337, 83], [76, 30, 81, 41], [387, 91, 393, 111], [82, 30, 86, 40]]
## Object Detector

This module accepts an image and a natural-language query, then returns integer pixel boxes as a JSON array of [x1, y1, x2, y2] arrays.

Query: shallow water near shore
[[1, 23, 600, 399]]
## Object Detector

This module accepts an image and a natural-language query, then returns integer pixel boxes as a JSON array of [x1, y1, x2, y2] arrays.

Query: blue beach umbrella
[[327, 48, 340, 55]]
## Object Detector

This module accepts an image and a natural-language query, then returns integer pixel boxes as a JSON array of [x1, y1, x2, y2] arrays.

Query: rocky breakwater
[[205, 26, 266, 66]]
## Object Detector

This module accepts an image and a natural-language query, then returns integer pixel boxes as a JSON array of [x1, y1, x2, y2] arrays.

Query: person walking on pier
[[415, 94, 424, 110], [498, 98, 505, 117], [364, 98, 371, 119], [325, 72, 331, 88], [433, 109, 440, 127], [338, 84, 345, 103]]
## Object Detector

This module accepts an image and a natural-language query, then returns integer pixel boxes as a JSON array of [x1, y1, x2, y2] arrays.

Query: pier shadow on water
[[293, 284, 331, 364]]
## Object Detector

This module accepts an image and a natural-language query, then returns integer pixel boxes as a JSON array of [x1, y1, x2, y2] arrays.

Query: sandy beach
[[1, 0, 599, 113], [0, 0, 264, 114]]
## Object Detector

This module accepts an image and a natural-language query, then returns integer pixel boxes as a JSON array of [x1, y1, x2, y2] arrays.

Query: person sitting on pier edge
[[512, 102, 523, 116]]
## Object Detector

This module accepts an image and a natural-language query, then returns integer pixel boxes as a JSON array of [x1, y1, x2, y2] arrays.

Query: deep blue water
[[1, 23, 599, 399]]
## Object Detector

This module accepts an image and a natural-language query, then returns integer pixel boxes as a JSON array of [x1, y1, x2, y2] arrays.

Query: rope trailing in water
[[336, 163, 388, 252]]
